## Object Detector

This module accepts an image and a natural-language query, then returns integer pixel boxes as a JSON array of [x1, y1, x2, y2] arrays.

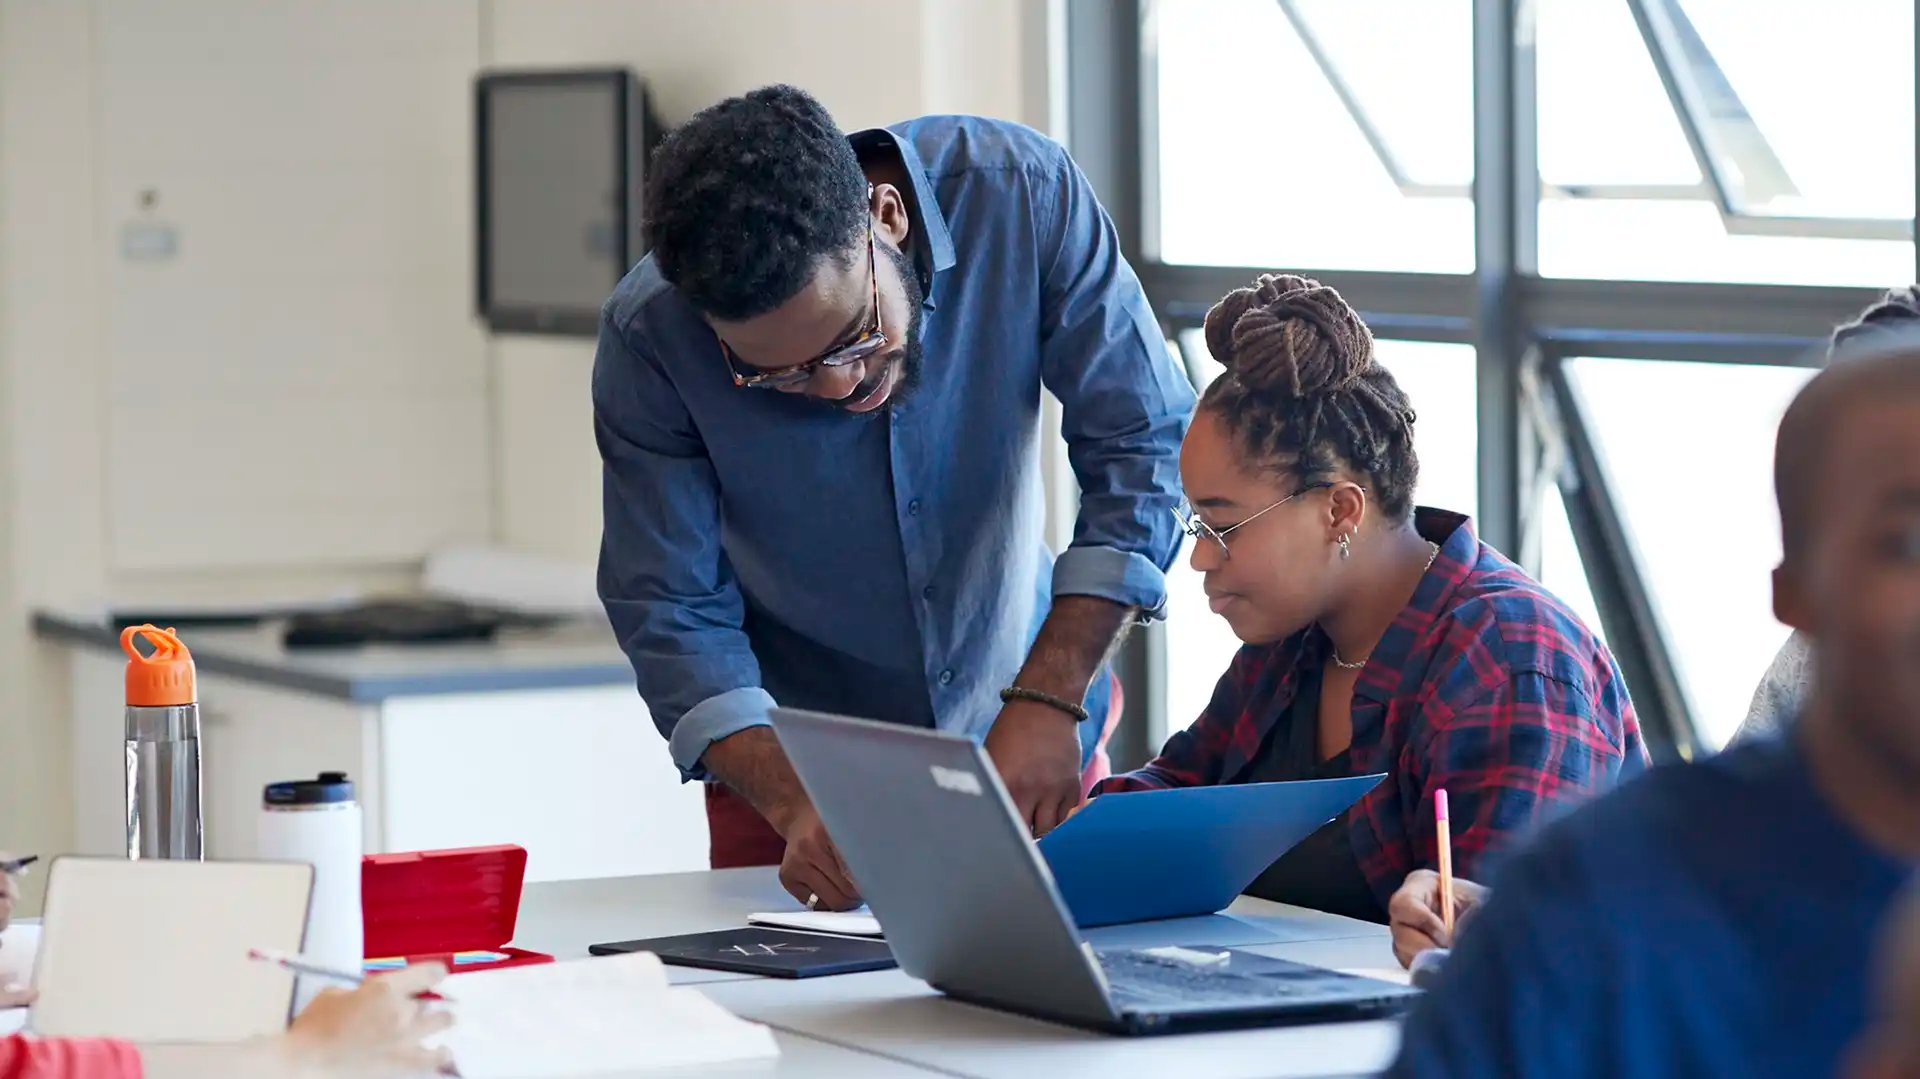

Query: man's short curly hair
[[643, 84, 870, 321]]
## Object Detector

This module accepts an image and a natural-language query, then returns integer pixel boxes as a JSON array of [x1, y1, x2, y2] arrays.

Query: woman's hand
[[278, 963, 455, 1078], [0, 850, 33, 1010], [0, 851, 18, 934], [1389, 869, 1489, 969]]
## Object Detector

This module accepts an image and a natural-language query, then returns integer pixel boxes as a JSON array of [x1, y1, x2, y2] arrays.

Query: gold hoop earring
[[1338, 533, 1351, 560]]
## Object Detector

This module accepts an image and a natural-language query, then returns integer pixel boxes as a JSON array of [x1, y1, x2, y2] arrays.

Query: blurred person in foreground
[[1387, 330, 1920, 1078], [0, 852, 450, 1079], [1734, 285, 1920, 747], [1845, 882, 1920, 1079]]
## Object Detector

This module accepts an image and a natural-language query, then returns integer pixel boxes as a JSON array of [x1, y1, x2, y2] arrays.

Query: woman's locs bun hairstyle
[[1203, 273, 1378, 396], [1196, 273, 1423, 523]]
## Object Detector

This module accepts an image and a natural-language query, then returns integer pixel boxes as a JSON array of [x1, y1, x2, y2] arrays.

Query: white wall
[[0, 0, 1057, 901], [483, 0, 1053, 562]]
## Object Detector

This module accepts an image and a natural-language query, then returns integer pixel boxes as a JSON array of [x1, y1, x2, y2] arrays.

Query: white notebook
[[434, 953, 779, 1078]]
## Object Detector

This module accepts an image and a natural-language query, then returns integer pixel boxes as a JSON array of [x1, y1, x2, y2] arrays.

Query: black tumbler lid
[[263, 771, 355, 806]]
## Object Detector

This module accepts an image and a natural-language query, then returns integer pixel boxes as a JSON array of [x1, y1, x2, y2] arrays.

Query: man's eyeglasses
[[1174, 482, 1333, 560], [724, 193, 889, 390]]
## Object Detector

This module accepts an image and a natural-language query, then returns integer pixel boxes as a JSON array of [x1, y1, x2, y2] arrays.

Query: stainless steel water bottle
[[122, 624, 203, 860]]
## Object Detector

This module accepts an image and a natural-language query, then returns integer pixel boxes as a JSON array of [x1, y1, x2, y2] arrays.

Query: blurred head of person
[[1178, 274, 1422, 645], [643, 84, 924, 415], [1773, 328, 1920, 849], [1844, 882, 1920, 1079]]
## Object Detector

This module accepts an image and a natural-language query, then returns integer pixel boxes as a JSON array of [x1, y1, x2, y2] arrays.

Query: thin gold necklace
[[1329, 541, 1441, 671]]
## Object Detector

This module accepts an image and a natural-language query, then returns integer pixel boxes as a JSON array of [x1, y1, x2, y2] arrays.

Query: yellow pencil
[[1435, 788, 1455, 938]]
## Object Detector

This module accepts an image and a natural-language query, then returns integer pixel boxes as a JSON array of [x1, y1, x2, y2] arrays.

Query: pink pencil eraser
[[1434, 789, 1449, 822]]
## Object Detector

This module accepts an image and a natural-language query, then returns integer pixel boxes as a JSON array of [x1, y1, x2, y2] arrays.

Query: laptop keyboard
[[1097, 949, 1341, 1009]]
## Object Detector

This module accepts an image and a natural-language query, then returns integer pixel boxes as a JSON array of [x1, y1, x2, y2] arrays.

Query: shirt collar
[[1353, 507, 1479, 704], [848, 127, 956, 310]]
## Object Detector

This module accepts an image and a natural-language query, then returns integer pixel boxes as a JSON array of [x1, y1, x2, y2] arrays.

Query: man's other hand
[[774, 804, 861, 912], [984, 700, 1084, 838]]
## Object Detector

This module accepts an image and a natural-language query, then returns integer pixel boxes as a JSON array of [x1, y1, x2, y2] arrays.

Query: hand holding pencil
[[1385, 792, 1492, 969], [250, 950, 457, 1077]]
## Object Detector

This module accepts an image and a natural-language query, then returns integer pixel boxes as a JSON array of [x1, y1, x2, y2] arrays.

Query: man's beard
[[836, 240, 925, 413]]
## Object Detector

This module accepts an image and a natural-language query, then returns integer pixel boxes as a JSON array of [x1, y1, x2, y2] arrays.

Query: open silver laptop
[[770, 707, 1419, 1036]]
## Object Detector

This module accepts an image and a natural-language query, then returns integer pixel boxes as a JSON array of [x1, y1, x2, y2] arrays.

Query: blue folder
[[1036, 773, 1386, 928]]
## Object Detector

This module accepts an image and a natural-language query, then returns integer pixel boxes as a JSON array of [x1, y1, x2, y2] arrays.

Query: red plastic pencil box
[[361, 844, 553, 974]]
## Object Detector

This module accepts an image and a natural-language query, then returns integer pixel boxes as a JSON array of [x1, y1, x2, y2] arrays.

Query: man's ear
[[873, 183, 912, 248], [1774, 562, 1813, 632]]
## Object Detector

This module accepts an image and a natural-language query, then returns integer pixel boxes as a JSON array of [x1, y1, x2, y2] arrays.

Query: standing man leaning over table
[[593, 85, 1193, 910]]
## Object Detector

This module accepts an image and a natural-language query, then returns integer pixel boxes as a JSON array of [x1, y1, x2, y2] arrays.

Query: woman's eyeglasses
[[1174, 483, 1334, 560]]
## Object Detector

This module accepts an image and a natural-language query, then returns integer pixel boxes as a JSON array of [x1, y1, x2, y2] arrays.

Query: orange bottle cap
[[122, 625, 197, 707]]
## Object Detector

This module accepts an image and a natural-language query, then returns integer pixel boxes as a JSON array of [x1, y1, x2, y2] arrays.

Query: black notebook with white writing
[[587, 927, 897, 979]]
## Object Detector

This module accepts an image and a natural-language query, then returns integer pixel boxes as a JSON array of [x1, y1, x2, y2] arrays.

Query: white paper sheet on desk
[[434, 952, 779, 1078], [0, 926, 31, 1039], [0, 925, 40, 995], [745, 908, 883, 937]]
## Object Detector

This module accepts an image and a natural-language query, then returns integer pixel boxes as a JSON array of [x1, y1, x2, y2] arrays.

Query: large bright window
[[1154, 0, 1474, 273], [1536, 486, 1607, 652], [1125, 0, 1908, 761], [1536, 0, 1915, 286], [1161, 340, 1479, 738], [1565, 357, 1816, 748]]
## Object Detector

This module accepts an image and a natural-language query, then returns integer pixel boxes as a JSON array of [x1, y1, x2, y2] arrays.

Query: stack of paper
[[746, 908, 884, 937], [435, 953, 780, 1078]]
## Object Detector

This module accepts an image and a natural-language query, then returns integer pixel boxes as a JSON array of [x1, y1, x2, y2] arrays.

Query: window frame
[[1070, 0, 1920, 765]]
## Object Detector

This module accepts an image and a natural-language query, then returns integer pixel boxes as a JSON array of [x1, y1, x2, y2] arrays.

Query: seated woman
[[1094, 273, 1645, 929]]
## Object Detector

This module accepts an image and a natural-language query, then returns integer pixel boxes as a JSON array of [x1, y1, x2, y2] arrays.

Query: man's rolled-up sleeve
[[1033, 143, 1196, 618], [594, 312, 770, 781]]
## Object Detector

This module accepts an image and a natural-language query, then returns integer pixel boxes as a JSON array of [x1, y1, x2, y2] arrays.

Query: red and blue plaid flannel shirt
[[1098, 509, 1647, 904]]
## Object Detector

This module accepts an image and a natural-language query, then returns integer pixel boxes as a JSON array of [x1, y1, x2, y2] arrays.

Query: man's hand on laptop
[[984, 699, 1084, 838], [774, 804, 861, 912]]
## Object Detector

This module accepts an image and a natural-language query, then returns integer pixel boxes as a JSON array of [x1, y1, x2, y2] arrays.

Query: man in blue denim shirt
[[593, 86, 1193, 909]]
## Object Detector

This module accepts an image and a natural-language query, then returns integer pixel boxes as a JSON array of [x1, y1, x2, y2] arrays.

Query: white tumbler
[[258, 772, 363, 1014]]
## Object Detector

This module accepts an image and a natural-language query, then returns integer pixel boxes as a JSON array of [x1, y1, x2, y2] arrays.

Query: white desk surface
[[690, 1029, 956, 1077], [513, 868, 1403, 1079]]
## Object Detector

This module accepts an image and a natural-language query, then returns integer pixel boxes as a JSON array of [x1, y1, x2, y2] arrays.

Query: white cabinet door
[[377, 687, 708, 883], [71, 650, 132, 858], [196, 675, 380, 859]]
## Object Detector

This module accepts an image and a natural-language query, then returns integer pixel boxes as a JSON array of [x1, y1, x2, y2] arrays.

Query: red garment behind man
[[706, 676, 1125, 868]]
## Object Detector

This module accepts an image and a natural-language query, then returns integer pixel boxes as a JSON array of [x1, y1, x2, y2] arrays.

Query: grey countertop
[[33, 609, 636, 702]]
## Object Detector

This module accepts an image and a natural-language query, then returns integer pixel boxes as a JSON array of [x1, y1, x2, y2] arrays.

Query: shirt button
[[922, 585, 935, 600], [907, 499, 922, 516], [938, 669, 954, 686]]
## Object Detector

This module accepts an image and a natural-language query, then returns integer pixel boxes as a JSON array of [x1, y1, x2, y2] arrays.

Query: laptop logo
[[929, 765, 984, 796]]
